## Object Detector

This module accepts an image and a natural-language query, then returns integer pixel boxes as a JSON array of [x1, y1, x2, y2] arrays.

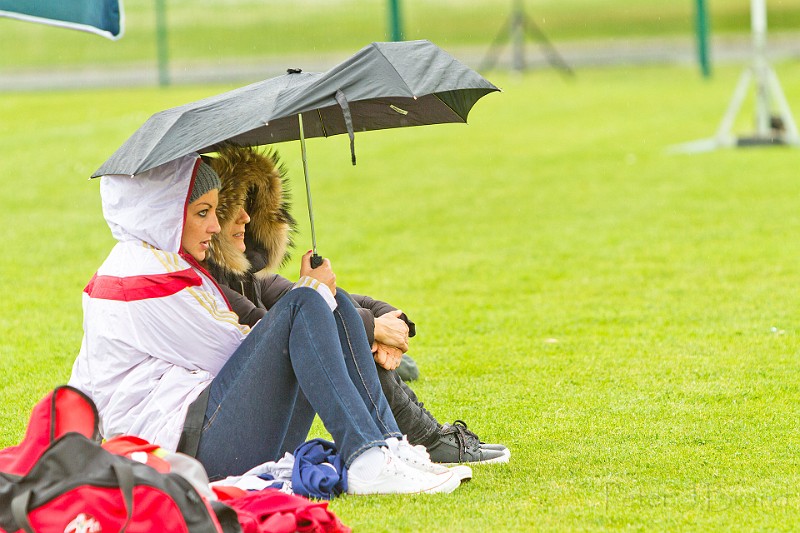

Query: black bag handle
[[10, 462, 136, 533], [114, 462, 135, 532], [10, 490, 34, 533]]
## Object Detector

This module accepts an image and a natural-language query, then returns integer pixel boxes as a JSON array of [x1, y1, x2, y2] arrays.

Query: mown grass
[[1, 0, 799, 70], [4, 56, 800, 530]]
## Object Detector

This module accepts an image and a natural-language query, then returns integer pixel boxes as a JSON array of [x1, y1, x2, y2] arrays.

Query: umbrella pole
[[298, 114, 323, 268]]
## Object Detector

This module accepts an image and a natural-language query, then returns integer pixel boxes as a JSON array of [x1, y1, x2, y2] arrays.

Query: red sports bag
[[0, 386, 237, 533]]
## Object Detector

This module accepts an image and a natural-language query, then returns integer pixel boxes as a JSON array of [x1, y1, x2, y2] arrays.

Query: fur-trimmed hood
[[207, 144, 296, 278]]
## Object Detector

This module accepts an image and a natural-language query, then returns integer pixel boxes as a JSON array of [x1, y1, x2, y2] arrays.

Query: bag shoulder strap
[[10, 490, 33, 533]]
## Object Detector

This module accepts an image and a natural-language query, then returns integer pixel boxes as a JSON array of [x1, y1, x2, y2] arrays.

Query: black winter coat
[[214, 267, 416, 345]]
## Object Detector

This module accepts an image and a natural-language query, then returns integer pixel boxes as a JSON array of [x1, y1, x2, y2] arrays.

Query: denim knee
[[284, 286, 330, 310]]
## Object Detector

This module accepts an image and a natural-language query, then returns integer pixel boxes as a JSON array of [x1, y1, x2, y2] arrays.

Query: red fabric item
[[224, 489, 350, 533], [0, 386, 98, 477], [84, 269, 202, 301], [212, 485, 249, 501], [102, 435, 172, 473]]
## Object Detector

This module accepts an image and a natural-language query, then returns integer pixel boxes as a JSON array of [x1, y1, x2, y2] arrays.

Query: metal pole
[[154, 0, 170, 87], [751, 0, 770, 137], [695, 0, 711, 78], [298, 114, 322, 267], [388, 0, 404, 41]]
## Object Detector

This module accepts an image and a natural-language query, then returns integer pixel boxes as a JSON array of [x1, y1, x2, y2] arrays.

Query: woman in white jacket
[[69, 154, 460, 495]]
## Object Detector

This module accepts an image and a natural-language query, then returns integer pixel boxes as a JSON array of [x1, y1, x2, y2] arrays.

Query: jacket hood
[[207, 144, 296, 278], [100, 154, 201, 253]]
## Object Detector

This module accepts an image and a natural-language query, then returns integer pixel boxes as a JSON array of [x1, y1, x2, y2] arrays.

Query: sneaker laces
[[441, 421, 473, 463], [403, 437, 432, 463], [390, 436, 450, 474], [452, 420, 483, 445], [388, 436, 427, 460]]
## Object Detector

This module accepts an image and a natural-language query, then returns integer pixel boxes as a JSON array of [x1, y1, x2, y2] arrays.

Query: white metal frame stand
[[671, 0, 799, 153]]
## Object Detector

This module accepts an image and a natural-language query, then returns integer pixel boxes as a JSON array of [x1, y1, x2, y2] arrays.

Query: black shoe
[[427, 420, 510, 465], [449, 420, 511, 455]]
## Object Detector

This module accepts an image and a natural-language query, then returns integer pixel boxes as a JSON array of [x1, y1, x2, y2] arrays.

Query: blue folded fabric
[[291, 438, 348, 499]]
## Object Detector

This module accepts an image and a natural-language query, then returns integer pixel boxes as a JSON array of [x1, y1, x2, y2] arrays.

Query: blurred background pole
[[511, 0, 524, 72], [155, 0, 170, 86], [388, 0, 404, 41], [750, 0, 770, 137], [695, 0, 711, 78]]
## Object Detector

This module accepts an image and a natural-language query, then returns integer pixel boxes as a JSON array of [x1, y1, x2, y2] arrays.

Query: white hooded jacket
[[69, 154, 250, 451]]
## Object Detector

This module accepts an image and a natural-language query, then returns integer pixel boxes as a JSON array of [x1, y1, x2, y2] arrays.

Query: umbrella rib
[[432, 92, 469, 122], [372, 44, 417, 98], [317, 108, 328, 137]]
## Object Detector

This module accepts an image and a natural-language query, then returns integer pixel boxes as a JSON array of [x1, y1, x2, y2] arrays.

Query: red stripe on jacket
[[84, 269, 203, 301]]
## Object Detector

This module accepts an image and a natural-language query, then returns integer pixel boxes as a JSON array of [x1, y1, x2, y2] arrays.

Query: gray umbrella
[[94, 40, 499, 264]]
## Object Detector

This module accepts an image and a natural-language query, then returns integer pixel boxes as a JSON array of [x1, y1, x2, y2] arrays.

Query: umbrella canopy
[[93, 70, 322, 178], [229, 40, 500, 151], [0, 0, 123, 40], [93, 40, 499, 178]]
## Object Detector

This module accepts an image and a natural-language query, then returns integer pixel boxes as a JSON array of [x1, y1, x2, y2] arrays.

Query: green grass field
[[4, 49, 800, 531], [2, 0, 800, 70]]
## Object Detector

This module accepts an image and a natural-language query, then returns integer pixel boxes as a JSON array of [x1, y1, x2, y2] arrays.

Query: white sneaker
[[449, 464, 473, 482], [386, 436, 445, 474], [346, 447, 461, 495], [387, 436, 473, 482]]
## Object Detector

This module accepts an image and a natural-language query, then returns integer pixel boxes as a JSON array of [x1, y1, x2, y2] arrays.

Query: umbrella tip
[[287, 68, 302, 74]]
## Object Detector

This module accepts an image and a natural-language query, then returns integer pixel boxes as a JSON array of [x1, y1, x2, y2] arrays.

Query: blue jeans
[[195, 287, 401, 479]]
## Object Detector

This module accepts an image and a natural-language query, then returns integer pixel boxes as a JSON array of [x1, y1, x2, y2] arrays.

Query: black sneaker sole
[[436, 448, 511, 466]]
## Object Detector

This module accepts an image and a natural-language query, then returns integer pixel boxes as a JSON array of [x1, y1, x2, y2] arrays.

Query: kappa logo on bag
[[63, 513, 102, 533]]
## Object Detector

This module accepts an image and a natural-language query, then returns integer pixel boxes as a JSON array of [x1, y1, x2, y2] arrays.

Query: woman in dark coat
[[206, 144, 509, 465]]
